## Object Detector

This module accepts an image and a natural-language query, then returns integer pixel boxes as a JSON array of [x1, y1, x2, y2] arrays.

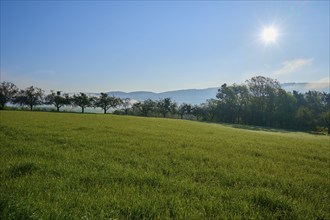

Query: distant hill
[[106, 88, 219, 105]]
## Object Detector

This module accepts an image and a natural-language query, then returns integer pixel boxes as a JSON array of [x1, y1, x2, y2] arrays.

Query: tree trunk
[[82, 107, 84, 113], [57, 106, 60, 112], [163, 113, 166, 118], [104, 108, 107, 114], [30, 104, 33, 111], [125, 109, 128, 115], [180, 114, 183, 119]]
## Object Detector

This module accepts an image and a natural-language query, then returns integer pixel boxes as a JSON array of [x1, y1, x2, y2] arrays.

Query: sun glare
[[261, 26, 278, 44]]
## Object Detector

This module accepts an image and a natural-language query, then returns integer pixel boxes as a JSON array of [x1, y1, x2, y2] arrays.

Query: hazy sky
[[1, 1, 329, 93]]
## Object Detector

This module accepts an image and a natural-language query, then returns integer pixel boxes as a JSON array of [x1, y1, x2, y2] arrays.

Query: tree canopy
[[94, 93, 120, 114], [0, 81, 18, 110], [13, 86, 44, 111], [45, 91, 70, 112], [72, 93, 94, 113]]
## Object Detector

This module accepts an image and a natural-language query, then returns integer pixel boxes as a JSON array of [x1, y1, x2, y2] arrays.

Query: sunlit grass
[[0, 111, 329, 219]]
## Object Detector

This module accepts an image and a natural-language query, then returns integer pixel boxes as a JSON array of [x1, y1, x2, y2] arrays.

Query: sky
[[1, 1, 329, 93]]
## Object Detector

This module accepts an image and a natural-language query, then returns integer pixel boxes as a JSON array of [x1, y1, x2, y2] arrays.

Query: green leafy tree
[[192, 105, 205, 121], [142, 99, 156, 117], [178, 103, 192, 119], [157, 98, 177, 118], [211, 76, 329, 132], [295, 107, 314, 131], [0, 81, 18, 110], [202, 99, 219, 121], [305, 91, 324, 117], [293, 90, 306, 108], [13, 86, 44, 111], [246, 76, 281, 126], [94, 93, 120, 114], [216, 84, 250, 123], [72, 93, 94, 113], [274, 89, 297, 129], [131, 102, 143, 116], [320, 111, 330, 134], [45, 91, 70, 112]]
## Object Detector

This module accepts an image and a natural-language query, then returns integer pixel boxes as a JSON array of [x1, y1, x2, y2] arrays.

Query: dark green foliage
[[178, 103, 192, 119], [141, 99, 156, 117], [212, 76, 329, 132], [191, 104, 205, 120], [157, 98, 177, 118]]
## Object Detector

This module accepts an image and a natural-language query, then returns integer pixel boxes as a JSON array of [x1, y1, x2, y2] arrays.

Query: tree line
[[0, 76, 329, 133]]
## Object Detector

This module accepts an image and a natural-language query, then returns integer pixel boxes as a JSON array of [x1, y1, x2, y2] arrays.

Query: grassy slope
[[0, 111, 329, 219]]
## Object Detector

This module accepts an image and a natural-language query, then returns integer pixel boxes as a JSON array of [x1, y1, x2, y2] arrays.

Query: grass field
[[0, 111, 329, 219]]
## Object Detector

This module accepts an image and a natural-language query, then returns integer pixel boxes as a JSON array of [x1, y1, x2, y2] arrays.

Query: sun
[[261, 26, 278, 44]]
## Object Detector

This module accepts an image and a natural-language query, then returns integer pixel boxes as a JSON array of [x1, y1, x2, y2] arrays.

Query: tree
[[178, 103, 192, 119], [13, 86, 44, 111], [216, 83, 239, 123], [45, 91, 70, 112], [157, 98, 177, 118], [132, 102, 143, 116], [216, 84, 250, 124], [293, 90, 306, 108], [192, 105, 205, 121], [133, 99, 156, 117], [72, 93, 94, 113], [295, 107, 314, 131], [321, 93, 330, 134], [246, 76, 281, 126], [94, 93, 120, 114], [320, 111, 330, 134], [130, 99, 157, 117], [0, 81, 18, 110], [305, 91, 324, 117], [274, 89, 297, 129], [142, 99, 156, 117], [203, 99, 219, 121]]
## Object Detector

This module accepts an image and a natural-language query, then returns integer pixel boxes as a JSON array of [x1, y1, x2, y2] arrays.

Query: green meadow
[[0, 111, 329, 219]]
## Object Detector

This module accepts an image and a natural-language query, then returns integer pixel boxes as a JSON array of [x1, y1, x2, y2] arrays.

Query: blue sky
[[1, 1, 329, 93]]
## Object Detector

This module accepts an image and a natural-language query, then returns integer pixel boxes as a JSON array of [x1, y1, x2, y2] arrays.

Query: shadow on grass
[[220, 123, 328, 135], [223, 124, 292, 133]]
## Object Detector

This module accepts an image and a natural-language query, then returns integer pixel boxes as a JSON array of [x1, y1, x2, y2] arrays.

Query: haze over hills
[[101, 82, 329, 105], [106, 88, 219, 105]]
